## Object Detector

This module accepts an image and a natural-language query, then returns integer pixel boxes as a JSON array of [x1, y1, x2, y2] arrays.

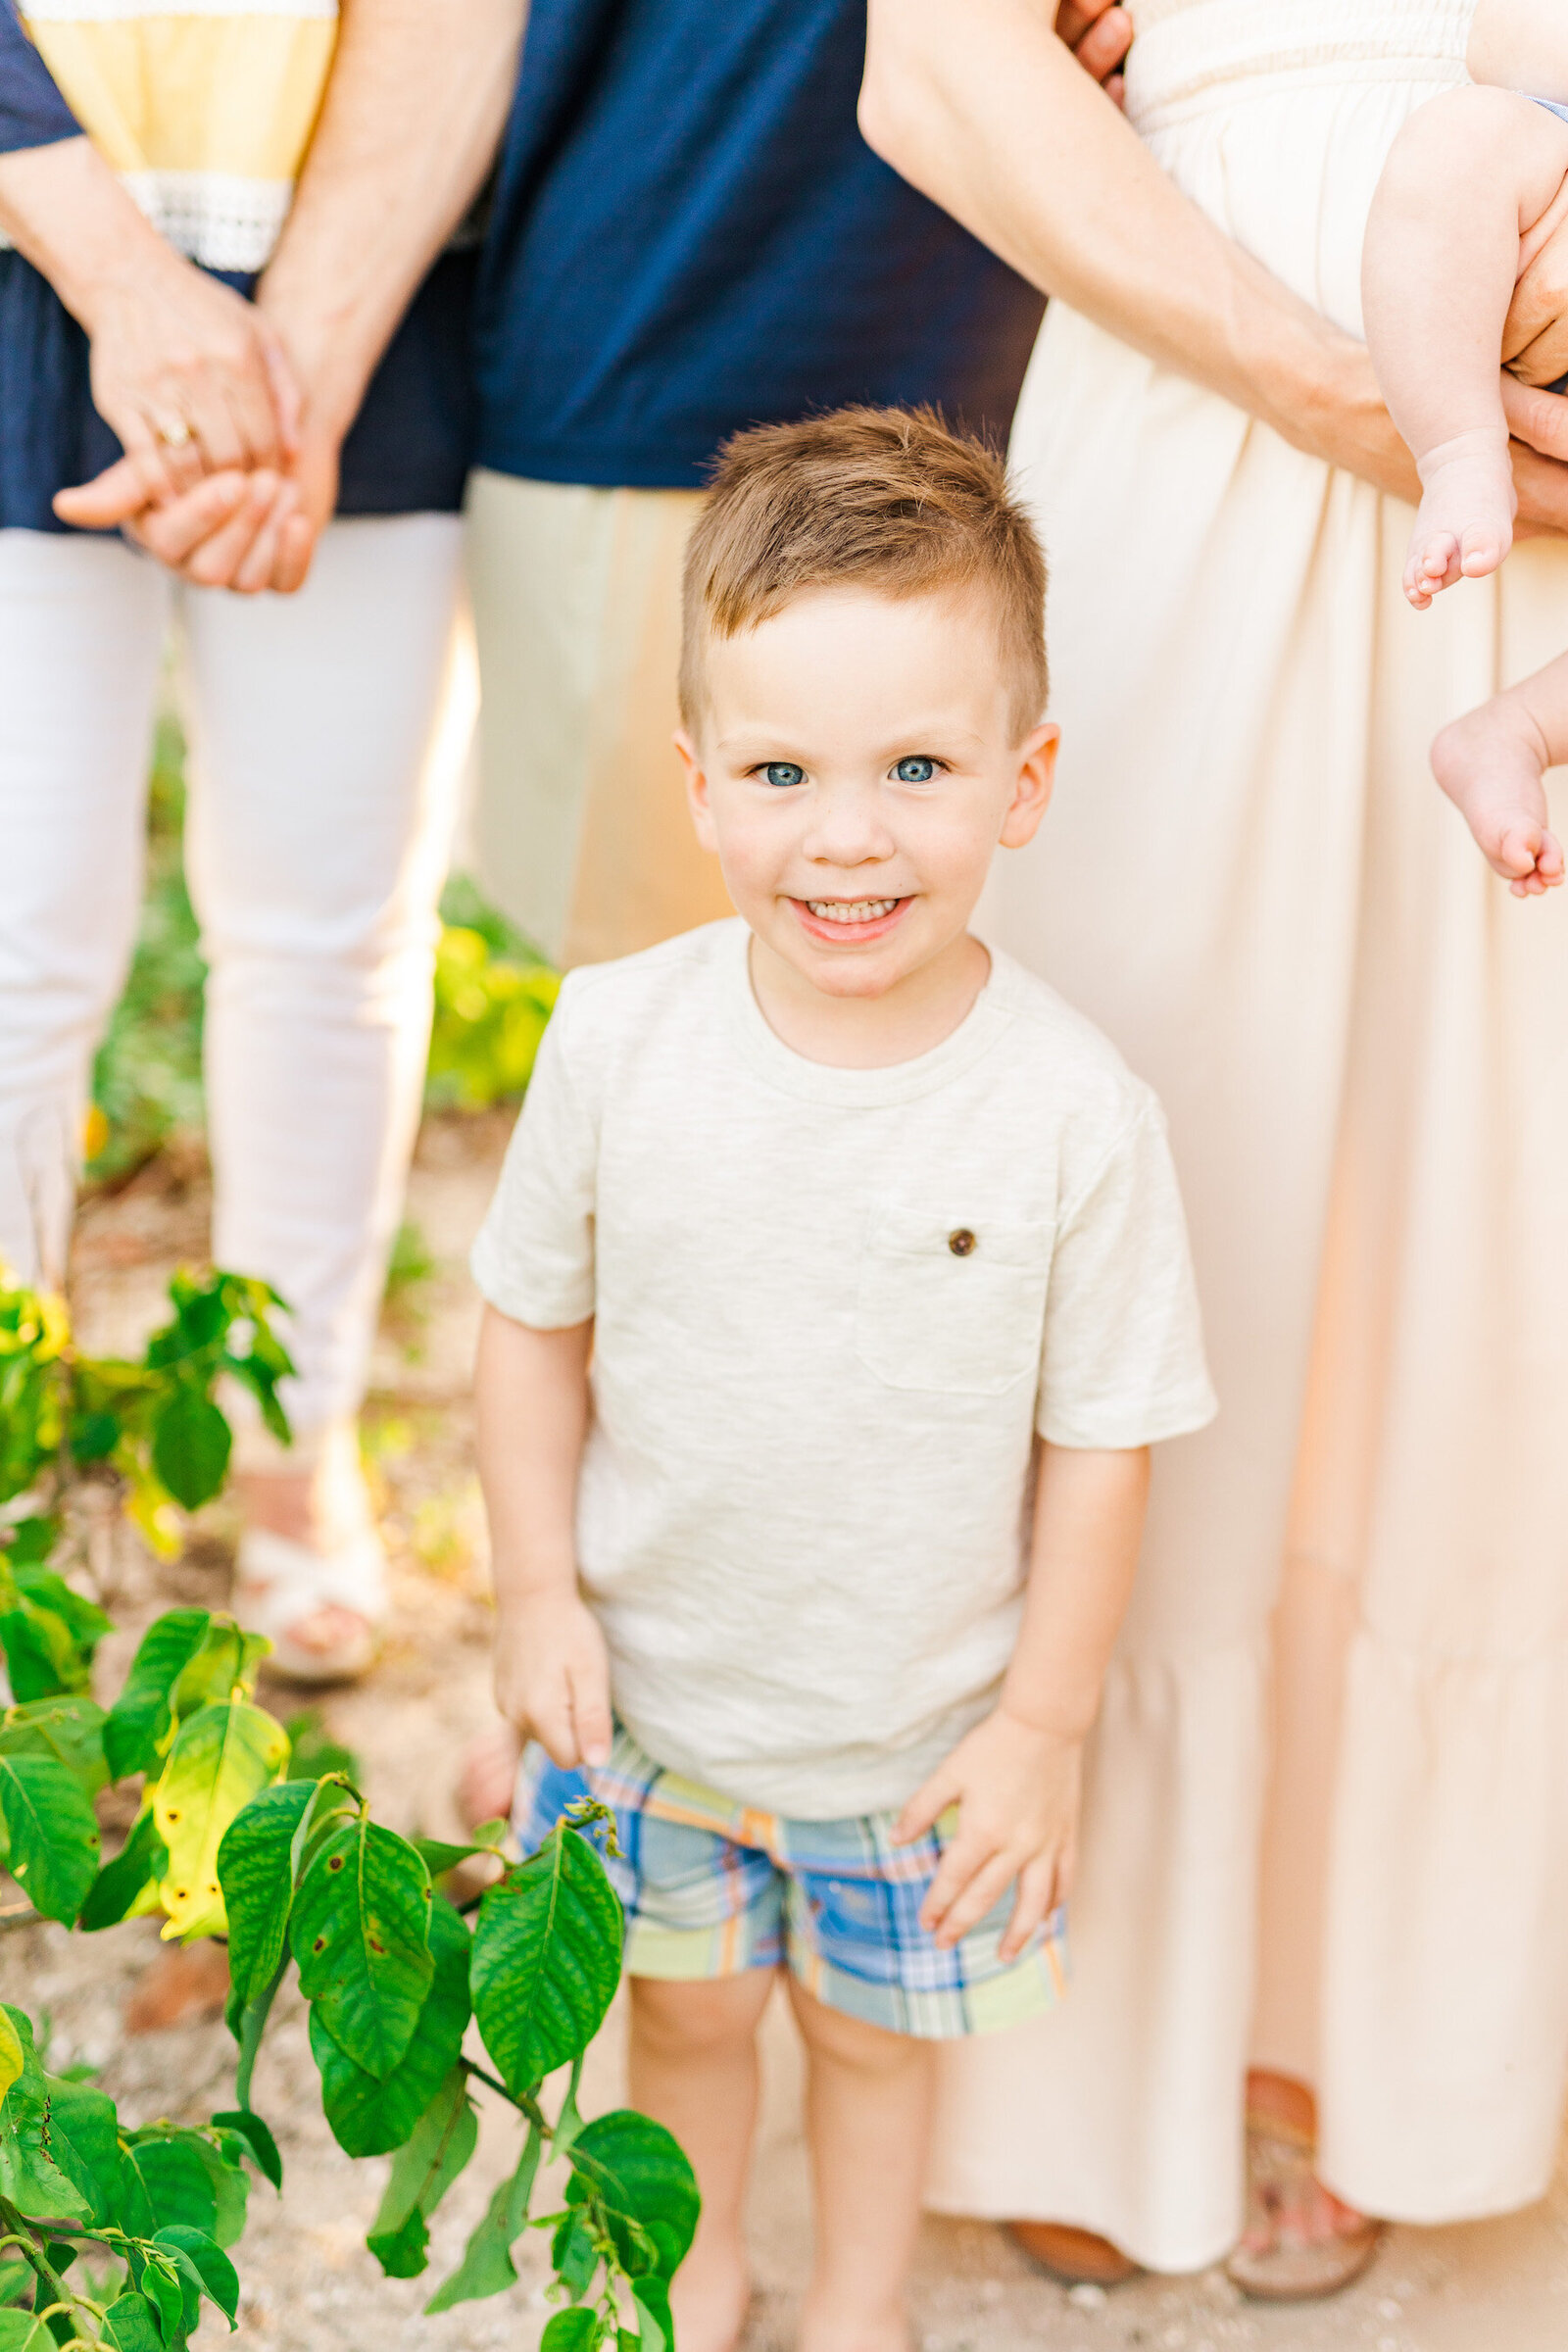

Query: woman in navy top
[[0, 2, 477, 1682]]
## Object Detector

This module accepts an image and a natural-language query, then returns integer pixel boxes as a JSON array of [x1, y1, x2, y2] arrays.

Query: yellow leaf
[[154, 1696, 289, 1941], [0, 2005, 24, 2107]]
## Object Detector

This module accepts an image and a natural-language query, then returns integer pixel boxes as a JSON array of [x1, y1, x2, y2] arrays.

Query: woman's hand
[[1054, 0, 1132, 105], [0, 135, 300, 522], [52, 255, 302, 527]]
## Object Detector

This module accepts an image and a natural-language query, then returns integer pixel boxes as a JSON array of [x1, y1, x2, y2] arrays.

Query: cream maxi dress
[[928, 0, 1568, 2270]]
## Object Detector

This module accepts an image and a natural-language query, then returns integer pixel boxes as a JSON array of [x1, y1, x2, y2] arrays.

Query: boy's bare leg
[[1362, 85, 1568, 607], [1432, 650, 1568, 893], [787, 1980, 936, 2352], [628, 1972, 775, 2352]]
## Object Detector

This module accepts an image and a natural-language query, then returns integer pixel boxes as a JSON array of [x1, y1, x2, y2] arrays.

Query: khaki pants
[[465, 469, 732, 967]]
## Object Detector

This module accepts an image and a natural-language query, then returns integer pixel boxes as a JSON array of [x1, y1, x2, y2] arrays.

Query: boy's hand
[[895, 1707, 1081, 1961], [494, 1588, 613, 1772]]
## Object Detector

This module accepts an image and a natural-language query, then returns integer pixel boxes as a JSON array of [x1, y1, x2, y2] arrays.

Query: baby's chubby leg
[[1431, 649, 1568, 894], [1363, 85, 1568, 607]]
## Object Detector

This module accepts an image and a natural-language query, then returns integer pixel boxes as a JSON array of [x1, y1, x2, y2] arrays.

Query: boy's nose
[[803, 784, 896, 866]]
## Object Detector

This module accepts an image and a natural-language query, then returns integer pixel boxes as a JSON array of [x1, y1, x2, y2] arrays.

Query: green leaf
[[79, 1807, 169, 1934], [103, 1610, 210, 1783], [552, 2208, 600, 2298], [0, 2312, 53, 2349], [366, 2066, 477, 2280], [217, 1780, 314, 2009], [541, 2312, 603, 2351], [0, 2011, 88, 2224], [35, 2074, 119, 2226], [0, 1606, 66, 1704], [631, 2278, 673, 2352], [470, 1825, 623, 2098], [153, 2227, 239, 2328], [117, 2132, 218, 2240], [0, 1751, 99, 1921], [411, 1831, 505, 1878], [424, 2119, 542, 2312], [154, 1696, 289, 1940], [566, 2112, 700, 2281], [10, 1567, 110, 1655], [0, 1696, 107, 1795], [209, 2107, 282, 2192], [150, 1386, 231, 1512], [170, 1622, 270, 1720], [102, 2295, 163, 2352], [312, 1890, 469, 2156], [291, 1815, 433, 2081], [0, 2265, 31, 2310], [136, 2251, 188, 2349]]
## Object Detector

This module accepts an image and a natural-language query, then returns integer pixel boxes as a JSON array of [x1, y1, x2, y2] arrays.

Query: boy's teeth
[[807, 899, 899, 923]]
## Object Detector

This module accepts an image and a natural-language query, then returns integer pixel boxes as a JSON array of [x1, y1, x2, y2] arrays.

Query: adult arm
[[0, 5, 296, 514], [860, 0, 1568, 524], [124, 0, 528, 590]]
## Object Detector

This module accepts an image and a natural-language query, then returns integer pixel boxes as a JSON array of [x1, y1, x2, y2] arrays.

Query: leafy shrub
[[0, 1273, 695, 2348]]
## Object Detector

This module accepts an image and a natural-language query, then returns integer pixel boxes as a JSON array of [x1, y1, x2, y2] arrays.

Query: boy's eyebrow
[[711, 719, 993, 760]]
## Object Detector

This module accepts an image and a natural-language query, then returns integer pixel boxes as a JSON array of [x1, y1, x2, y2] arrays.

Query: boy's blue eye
[[763, 762, 806, 789], [894, 757, 937, 784]]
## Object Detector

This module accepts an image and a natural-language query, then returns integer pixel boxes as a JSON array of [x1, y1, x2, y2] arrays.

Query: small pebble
[[1068, 2282, 1108, 2312]]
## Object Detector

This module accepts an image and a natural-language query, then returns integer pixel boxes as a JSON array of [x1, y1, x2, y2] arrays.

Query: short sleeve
[[468, 980, 599, 1328], [0, 2, 82, 153], [1036, 1100, 1216, 1448]]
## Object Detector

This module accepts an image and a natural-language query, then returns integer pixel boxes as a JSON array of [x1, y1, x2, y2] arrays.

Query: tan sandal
[[1224, 2109, 1383, 2302]]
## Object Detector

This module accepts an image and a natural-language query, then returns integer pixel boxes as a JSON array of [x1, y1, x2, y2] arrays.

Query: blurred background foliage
[[87, 714, 557, 1189]]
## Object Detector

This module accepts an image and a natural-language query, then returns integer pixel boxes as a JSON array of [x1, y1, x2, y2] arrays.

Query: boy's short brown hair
[[679, 405, 1049, 742]]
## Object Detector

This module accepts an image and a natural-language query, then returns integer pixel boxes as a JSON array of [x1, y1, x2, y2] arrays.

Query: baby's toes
[[1492, 822, 1544, 882], [1458, 521, 1510, 580], [1405, 534, 1458, 607]]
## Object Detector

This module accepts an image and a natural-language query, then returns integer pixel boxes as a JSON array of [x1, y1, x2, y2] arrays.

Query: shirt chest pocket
[[855, 1208, 1055, 1397]]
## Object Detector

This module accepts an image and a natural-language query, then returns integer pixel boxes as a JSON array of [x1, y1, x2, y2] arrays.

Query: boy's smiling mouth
[[791, 894, 911, 944]]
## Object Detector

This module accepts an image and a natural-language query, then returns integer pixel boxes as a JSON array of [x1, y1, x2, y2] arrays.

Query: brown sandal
[[1007, 2221, 1140, 2288], [1224, 2110, 1383, 2302]]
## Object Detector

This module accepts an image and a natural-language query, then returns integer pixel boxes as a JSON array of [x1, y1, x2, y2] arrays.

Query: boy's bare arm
[[475, 1305, 612, 1771], [897, 1443, 1150, 1959]]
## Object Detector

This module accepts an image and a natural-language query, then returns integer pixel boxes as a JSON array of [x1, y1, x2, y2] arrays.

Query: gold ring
[[158, 416, 193, 450]]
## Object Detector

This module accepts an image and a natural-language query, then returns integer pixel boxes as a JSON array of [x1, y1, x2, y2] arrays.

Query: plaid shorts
[[514, 1727, 1068, 2040]]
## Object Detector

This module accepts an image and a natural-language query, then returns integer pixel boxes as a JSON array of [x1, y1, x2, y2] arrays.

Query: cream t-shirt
[[471, 918, 1215, 1817]]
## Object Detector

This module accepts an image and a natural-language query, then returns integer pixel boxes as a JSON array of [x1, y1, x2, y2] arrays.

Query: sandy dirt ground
[[6, 1107, 1567, 2352]]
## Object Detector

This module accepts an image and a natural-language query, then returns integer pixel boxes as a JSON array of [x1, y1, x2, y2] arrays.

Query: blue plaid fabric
[[514, 1726, 1067, 2040]]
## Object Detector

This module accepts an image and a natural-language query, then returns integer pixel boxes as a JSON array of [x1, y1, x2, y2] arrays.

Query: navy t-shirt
[[474, 0, 1047, 488]]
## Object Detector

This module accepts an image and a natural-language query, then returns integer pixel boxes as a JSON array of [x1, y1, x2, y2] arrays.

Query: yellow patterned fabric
[[19, 0, 337, 269]]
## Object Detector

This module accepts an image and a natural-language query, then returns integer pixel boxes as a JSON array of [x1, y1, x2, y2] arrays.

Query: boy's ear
[[999, 721, 1059, 850], [673, 728, 719, 852]]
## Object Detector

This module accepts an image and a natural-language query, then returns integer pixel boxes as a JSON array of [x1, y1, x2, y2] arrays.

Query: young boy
[[1361, 0, 1568, 896], [470, 407, 1214, 2352]]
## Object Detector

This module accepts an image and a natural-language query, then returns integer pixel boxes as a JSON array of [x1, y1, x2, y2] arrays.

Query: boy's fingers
[[893, 1768, 956, 1846], [930, 1851, 1019, 1948], [999, 1856, 1059, 1962], [919, 1830, 998, 1930], [569, 1657, 613, 1769]]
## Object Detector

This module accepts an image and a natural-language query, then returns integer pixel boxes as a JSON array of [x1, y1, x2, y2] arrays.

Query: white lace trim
[[0, 171, 298, 270]]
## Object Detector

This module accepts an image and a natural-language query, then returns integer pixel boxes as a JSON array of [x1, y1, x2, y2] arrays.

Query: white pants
[[0, 518, 470, 1441]]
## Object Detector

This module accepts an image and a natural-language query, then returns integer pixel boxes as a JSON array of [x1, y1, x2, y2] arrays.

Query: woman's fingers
[[269, 508, 320, 594], [1055, 0, 1132, 86], [180, 472, 288, 587], [122, 469, 249, 561], [1505, 172, 1568, 387], [1503, 375, 1568, 464], [52, 444, 176, 528]]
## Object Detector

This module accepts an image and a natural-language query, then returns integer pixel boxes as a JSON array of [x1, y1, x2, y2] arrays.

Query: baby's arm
[[1363, 84, 1568, 606], [475, 1304, 612, 1769], [1431, 656, 1568, 894], [896, 1443, 1150, 1959]]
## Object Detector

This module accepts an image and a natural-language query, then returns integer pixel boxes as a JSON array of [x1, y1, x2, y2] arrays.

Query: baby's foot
[[1405, 425, 1515, 609], [1432, 701, 1565, 896]]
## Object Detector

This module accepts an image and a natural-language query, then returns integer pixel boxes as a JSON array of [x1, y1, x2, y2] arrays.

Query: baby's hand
[[493, 1587, 612, 1771], [894, 1708, 1081, 1962], [1432, 699, 1566, 897]]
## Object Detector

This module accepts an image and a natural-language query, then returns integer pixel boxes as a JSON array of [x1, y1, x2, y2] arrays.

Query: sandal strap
[[232, 1526, 388, 1638]]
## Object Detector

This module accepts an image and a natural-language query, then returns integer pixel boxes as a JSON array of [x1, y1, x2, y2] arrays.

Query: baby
[[470, 407, 1214, 2352], [1362, 0, 1568, 896]]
